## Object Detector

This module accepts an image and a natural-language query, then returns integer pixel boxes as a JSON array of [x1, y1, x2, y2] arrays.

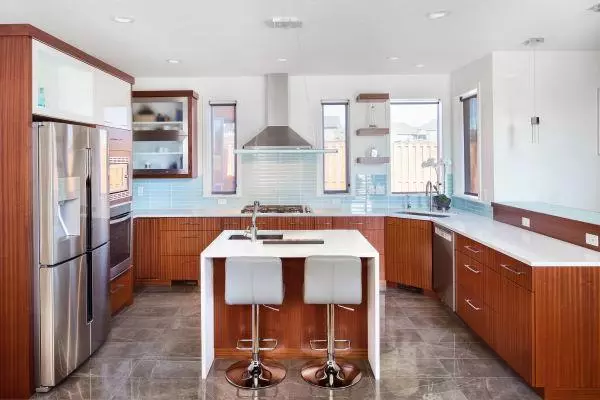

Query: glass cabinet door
[[132, 96, 191, 177]]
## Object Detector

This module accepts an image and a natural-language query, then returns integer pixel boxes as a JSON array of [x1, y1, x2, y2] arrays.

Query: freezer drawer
[[38, 255, 90, 387]]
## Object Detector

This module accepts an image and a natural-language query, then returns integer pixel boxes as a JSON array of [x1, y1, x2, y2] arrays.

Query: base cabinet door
[[385, 218, 432, 290], [133, 218, 161, 282], [496, 277, 533, 384]]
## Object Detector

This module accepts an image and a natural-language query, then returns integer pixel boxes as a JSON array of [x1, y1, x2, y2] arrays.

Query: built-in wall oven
[[109, 202, 132, 279]]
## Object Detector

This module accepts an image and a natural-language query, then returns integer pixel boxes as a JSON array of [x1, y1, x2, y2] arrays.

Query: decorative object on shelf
[[367, 145, 378, 158], [134, 104, 155, 122], [369, 105, 377, 127]]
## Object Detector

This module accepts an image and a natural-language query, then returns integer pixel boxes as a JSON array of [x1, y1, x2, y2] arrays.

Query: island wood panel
[[160, 256, 200, 281], [385, 218, 432, 290], [212, 258, 368, 359], [133, 218, 164, 284], [492, 202, 600, 253], [0, 35, 34, 400], [361, 229, 385, 255], [159, 217, 222, 231], [533, 267, 600, 398], [160, 230, 220, 256]]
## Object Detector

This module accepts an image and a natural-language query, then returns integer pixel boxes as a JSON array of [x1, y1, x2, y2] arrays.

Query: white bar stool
[[301, 255, 363, 389], [224, 256, 286, 389]]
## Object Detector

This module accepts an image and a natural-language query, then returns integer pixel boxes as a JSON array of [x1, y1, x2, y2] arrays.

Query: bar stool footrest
[[236, 338, 278, 351], [309, 339, 351, 351]]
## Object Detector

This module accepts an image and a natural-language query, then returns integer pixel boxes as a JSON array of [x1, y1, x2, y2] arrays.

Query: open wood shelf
[[356, 156, 390, 165], [356, 128, 389, 136], [356, 93, 390, 103]]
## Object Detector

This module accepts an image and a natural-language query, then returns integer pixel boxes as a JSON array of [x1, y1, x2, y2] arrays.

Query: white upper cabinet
[[32, 40, 131, 129], [94, 69, 132, 130]]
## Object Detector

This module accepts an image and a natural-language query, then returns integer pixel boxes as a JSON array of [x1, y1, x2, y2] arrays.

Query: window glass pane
[[323, 103, 348, 193], [390, 102, 439, 193], [211, 104, 237, 194], [463, 96, 479, 196]]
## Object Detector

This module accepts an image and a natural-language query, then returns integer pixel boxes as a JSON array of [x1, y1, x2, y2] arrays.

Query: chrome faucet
[[425, 181, 435, 212], [247, 200, 260, 242]]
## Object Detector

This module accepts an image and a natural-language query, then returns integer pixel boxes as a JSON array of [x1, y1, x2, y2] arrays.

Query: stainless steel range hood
[[236, 74, 335, 154]]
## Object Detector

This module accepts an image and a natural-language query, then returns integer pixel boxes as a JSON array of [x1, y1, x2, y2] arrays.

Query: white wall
[[134, 74, 451, 196], [450, 54, 495, 202], [492, 51, 600, 212]]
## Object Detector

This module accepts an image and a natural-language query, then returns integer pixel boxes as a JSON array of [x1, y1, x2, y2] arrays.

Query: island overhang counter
[[200, 229, 380, 380]]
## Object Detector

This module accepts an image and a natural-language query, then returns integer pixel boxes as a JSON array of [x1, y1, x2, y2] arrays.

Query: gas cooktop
[[241, 204, 313, 214]]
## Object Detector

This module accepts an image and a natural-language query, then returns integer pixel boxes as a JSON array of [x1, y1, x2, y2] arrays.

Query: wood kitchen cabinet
[[133, 218, 162, 284], [385, 217, 432, 290]]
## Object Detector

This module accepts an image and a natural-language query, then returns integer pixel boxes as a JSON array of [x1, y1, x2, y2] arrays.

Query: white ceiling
[[2, 0, 599, 77]]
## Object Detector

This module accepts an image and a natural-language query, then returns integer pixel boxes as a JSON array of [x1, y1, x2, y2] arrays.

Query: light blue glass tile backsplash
[[132, 158, 490, 217]]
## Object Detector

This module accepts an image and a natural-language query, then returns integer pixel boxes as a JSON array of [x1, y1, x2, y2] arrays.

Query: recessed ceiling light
[[588, 3, 600, 12], [415, 64, 425, 68], [265, 17, 303, 29], [166, 59, 180, 64], [112, 16, 134, 23], [277, 58, 288, 62], [427, 11, 449, 20], [387, 56, 400, 61]]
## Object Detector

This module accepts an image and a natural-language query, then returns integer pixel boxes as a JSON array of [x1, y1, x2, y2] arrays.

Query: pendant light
[[523, 37, 544, 144]]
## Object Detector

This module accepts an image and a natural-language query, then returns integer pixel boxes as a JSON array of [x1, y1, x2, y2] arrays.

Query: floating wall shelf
[[356, 93, 390, 103], [356, 156, 390, 165], [356, 128, 390, 136]]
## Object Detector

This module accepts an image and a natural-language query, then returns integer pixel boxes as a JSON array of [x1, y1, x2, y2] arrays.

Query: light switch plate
[[586, 233, 599, 247], [521, 217, 531, 228], [137, 186, 144, 196], [217, 198, 227, 205]]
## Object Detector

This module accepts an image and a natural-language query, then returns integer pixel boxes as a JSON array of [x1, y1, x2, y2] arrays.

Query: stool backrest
[[225, 257, 284, 305], [304, 256, 362, 305]]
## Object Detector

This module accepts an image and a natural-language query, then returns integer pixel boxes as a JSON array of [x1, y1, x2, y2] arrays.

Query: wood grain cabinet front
[[133, 218, 161, 282], [160, 256, 200, 281], [110, 268, 133, 316]]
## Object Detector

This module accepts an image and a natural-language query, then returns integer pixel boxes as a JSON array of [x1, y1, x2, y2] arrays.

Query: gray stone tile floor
[[33, 285, 541, 399]]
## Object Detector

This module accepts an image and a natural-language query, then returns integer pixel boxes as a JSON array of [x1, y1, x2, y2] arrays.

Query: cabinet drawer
[[221, 217, 244, 230], [110, 268, 133, 316], [159, 217, 222, 231], [494, 252, 532, 291], [362, 229, 385, 255], [333, 216, 384, 230], [314, 217, 333, 229], [160, 231, 219, 255], [456, 234, 489, 264], [278, 217, 314, 230], [160, 256, 199, 281], [456, 251, 485, 300], [456, 283, 492, 344]]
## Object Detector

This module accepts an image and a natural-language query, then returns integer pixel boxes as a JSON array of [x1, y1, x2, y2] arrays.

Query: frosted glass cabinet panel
[[32, 40, 95, 124], [94, 69, 132, 129]]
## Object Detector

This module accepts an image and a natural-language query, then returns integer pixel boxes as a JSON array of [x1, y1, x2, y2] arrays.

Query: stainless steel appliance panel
[[91, 243, 110, 354], [432, 224, 455, 311], [109, 202, 132, 279], [38, 254, 90, 387], [90, 128, 110, 250], [37, 123, 89, 266]]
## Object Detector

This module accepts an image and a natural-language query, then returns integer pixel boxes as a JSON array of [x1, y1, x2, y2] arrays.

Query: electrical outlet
[[137, 186, 144, 196], [586, 233, 599, 247], [217, 198, 227, 205], [521, 217, 531, 228]]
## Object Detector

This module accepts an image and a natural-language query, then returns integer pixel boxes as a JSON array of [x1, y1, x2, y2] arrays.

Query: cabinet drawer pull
[[464, 245, 481, 254], [465, 299, 482, 311], [110, 284, 125, 294], [464, 264, 481, 274], [500, 264, 524, 275], [110, 138, 124, 141], [181, 222, 203, 225], [181, 235, 202, 239]]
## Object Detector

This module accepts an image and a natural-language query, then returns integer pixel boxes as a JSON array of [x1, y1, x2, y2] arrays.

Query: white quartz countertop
[[201, 230, 379, 259], [135, 208, 600, 267]]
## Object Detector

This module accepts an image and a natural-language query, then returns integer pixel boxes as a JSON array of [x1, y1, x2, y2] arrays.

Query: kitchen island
[[199, 230, 380, 380]]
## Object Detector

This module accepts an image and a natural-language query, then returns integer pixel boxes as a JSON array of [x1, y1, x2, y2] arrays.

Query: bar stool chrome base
[[301, 358, 362, 389], [225, 359, 287, 389]]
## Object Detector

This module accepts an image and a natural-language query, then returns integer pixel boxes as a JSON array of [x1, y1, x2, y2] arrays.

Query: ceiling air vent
[[265, 17, 303, 29]]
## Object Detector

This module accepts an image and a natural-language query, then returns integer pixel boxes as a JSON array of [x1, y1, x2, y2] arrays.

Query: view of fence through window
[[211, 103, 237, 194], [390, 101, 440, 193], [322, 102, 349, 193]]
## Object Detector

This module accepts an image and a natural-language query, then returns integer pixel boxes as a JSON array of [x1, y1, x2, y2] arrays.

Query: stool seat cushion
[[304, 256, 362, 305], [225, 257, 283, 305]]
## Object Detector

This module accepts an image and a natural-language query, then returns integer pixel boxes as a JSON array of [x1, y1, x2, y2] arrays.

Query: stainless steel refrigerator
[[33, 122, 110, 391]]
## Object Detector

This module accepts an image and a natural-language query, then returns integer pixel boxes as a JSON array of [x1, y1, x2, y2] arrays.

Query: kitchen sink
[[396, 211, 451, 218], [228, 234, 284, 240]]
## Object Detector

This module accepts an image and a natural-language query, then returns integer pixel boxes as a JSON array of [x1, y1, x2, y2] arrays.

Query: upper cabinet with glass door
[[132, 90, 198, 178]]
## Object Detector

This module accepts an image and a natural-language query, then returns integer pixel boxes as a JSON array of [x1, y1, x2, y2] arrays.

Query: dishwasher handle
[[434, 226, 453, 242]]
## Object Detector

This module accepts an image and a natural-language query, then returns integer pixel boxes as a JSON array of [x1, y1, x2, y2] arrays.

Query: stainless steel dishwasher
[[432, 224, 455, 311]]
